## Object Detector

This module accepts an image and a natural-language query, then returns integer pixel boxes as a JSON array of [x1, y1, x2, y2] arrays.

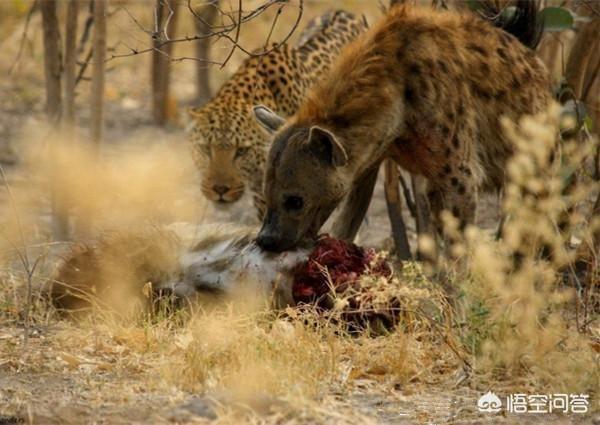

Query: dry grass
[[0, 269, 463, 423], [0, 104, 597, 423], [452, 106, 599, 396]]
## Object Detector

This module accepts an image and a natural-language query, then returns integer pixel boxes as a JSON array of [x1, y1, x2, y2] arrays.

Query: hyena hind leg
[[427, 166, 478, 248]]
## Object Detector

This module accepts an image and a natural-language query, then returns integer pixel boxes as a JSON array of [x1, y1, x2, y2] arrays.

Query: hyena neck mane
[[293, 7, 409, 176]]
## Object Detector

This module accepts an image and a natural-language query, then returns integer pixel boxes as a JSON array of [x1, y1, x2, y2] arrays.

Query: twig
[[78, 1, 94, 54], [579, 0, 600, 17], [161, 0, 176, 41], [75, 46, 94, 86], [263, 2, 285, 49], [220, 0, 243, 69], [187, 0, 221, 29], [104, 0, 303, 65], [117, 6, 150, 38], [9, 0, 39, 76]]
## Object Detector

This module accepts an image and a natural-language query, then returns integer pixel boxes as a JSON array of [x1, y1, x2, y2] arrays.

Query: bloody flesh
[[292, 235, 392, 306]]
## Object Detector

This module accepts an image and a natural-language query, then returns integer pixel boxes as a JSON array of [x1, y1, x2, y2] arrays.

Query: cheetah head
[[189, 103, 267, 206]]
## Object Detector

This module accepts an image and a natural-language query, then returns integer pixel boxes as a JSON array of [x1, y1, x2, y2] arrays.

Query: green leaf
[[539, 7, 575, 32]]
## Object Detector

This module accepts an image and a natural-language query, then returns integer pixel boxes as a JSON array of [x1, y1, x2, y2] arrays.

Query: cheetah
[[252, 3, 553, 252], [188, 10, 367, 219]]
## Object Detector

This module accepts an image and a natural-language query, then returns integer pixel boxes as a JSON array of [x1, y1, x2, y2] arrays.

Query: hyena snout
[[256, 211, 297, 252], [256, 231, 282, 252]]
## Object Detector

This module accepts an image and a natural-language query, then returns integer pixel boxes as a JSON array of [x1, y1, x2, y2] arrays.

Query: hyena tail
[[477, 0, 544, 49]]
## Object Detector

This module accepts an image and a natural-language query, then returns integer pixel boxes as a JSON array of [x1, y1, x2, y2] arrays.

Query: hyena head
[[253, 105, 349, 252]]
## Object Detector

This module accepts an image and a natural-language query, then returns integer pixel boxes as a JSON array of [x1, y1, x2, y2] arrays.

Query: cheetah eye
[[235, 147, 251, 159], [284, 195, 304, 211]]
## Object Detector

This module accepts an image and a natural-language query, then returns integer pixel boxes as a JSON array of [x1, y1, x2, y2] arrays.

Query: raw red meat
[[292, 235, 392, 307]]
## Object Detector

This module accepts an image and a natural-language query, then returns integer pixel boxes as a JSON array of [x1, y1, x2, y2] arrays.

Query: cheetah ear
[[308, 126, 348, 167], [253, 105, 286, 134]]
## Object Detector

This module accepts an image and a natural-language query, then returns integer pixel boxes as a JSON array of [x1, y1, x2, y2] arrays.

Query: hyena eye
[[284, 195, 304, 211], [235, 147, 251, 159]]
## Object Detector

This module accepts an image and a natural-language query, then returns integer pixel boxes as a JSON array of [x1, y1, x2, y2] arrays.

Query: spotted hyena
[[252, 2, 552, 252]]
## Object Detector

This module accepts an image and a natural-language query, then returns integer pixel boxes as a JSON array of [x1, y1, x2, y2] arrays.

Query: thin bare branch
[[105, 0, 304, 65], [162, 0, 176, 41], [220, 0, 243, 69], [78, 1, 94, 54], [9, 0, 39, 76], [75, 46, 94, 86]]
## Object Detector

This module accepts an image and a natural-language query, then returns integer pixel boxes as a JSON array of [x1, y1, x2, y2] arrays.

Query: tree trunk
[[41, 0, 69, 240], [40, 0, 62, 124], [63, 0, 79, 129], [91, 0, 107, 148], [152, 0, 179, 125], [194, 0, 218, 106], [384, 160, 412, 260]]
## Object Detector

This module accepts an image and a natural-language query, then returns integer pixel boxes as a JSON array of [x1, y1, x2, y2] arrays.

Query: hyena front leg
[[331, 165, 380, 242]]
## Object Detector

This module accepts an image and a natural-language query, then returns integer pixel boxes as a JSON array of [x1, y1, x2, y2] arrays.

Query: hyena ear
[[308, 126, 348, 167], [253, 105, 286, 133]]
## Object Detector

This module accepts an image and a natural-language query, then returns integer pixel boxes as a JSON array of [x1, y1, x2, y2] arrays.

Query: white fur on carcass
[[156, 223, 309, 306]]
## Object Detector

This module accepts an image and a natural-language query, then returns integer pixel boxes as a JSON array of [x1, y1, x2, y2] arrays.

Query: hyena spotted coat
[[253, 3, 552, 252]]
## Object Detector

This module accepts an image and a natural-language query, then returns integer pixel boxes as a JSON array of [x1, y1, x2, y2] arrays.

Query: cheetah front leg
[[331, 165, 380, 242]]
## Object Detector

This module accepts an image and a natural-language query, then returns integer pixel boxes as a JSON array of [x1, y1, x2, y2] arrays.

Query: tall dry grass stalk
[[446, 104, 599, 394], [5, 125, 205, 240], [0, 124, 205, 334]]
